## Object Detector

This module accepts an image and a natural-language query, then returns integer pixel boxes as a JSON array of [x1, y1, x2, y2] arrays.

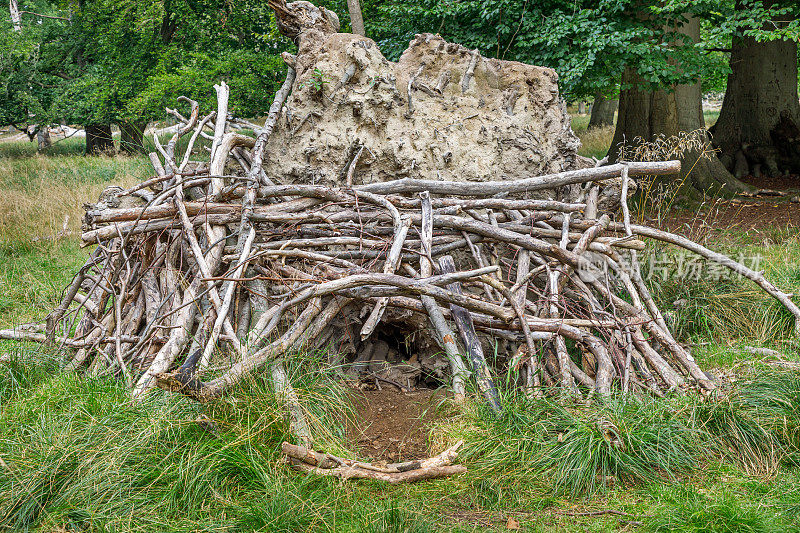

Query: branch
[[19, 10, 69, 21]]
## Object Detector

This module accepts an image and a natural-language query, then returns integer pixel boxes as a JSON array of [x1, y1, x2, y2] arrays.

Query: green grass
[[3, 357, 800, 531], [2, 131, 800, 532]]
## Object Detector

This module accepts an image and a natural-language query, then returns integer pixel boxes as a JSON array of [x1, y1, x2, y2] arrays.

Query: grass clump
[[431, 370, 800, 500], [433, 393, 700, 497], [0, 351, 352, 532]]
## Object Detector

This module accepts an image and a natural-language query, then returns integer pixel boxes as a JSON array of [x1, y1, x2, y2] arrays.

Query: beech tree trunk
[[609, 18, 750, 195], [588, 92, 617, 129], [118, 121, 148, 155], [710, 7, 800, 178], [346, 0, 365, 36], [85, 124, 115, 155], [36, 127, 51, 151], [9, 0, 22, 31]]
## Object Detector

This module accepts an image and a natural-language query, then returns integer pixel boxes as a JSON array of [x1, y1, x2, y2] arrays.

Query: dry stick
[[551, 215, 611, 391], [197, 227, 256, 372], [45, 252, 98, 343], [271, 361, 314, 448], [618, 165, 669, 336], [209, 81, 229, 165], [264, 269, 508, 323], [286, 458, 466, 484], [293, 296, 350, 349], [439, 255, 502, 413], [0, 328, 138, 347], [418, 192, 469, 400], [357, 161, 681, 195], [155, 298, 323, 401], [240, 64, 296, 236], [113, 262, 133, 388], [561, 216, 800, 337], [587, 274, 709, 390], [617, 165, 641, 393], [360, 216, 412, 340], [405, 64, 425, 117], [282, 440, 464, 474], [461, 49, 479, 93], [345, 145, 364, 187], [481, 274, 544, 394], [132, 279, 200, 397], [462, 230, 503, 303], [602, 251, 706, 387], [149, 152, 166, 178], [547, 268, 578, 393], [389, 196, 586, 212], [174, 196, 243, 356]]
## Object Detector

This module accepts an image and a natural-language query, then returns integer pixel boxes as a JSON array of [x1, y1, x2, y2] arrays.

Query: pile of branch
[[3, 78, 799, 406], [3, 58, 800, 483]]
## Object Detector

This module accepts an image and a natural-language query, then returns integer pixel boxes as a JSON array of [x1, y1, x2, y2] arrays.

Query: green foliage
[[1, 0, 291, 132], [365, 0, 800, 99], [0, 355, 351, 531], [298, 68, 332, 93]]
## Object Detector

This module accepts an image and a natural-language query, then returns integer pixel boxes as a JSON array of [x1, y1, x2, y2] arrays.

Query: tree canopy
[[2, 0, 292, 133]]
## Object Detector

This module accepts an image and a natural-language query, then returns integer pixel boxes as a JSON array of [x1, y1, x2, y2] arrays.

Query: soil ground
[[348, 387, 446, 462]]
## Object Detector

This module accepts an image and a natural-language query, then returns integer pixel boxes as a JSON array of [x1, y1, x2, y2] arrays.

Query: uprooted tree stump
[[3, 0, 800, 483]]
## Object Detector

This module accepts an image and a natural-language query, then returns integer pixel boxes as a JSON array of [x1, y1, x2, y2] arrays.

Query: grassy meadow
[[2, 126, 800, 532]]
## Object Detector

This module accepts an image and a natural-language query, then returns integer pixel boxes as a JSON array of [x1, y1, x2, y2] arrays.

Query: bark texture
[[119, 121, 149, 155], [346, 0, 365, 36], [588, 92, 617, 129], [85, 124, 115, 155], [710, 10, 800, 177], [609, 18, 750, 195], [9, 0, 21, 31]]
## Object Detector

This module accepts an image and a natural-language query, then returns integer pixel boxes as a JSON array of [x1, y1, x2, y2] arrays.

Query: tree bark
[[85, 124, 115, 155], [36, 127, 51, 151], [9, 0, 21, 31], [710, 5, 800, 177], [609, 17, 750, 195], [588, 92, 617, 129], [346, 0, 365, 36], [118, 121, 148, 155]]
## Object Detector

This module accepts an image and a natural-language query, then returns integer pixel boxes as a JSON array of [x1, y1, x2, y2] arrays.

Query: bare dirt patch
[[739, 172, 800, 192], [348, 387, 446, 462], [662, 199, 800, 239]]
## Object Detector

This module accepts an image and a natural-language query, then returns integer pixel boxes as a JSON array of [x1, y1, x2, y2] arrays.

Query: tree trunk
[[118, 121, 148, 155], [346, 0, 365, 36], [577, 101, 586, 115], [36, 127, 51, 151], [85, 124, 115, 155], [710, 10, 800, 177], [9, 0, 21, 31], [609, 18, 750, 195], [588, 92, 617, 129]]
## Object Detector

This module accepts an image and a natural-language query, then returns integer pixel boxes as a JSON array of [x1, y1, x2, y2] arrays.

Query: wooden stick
[[360, 216, 412, 340], [438, 255, 502, 413], [357, 161, 681, 196]]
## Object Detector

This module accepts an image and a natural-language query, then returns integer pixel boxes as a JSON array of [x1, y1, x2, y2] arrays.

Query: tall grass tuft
[[432, 392, 700, 497], [0, 349, 353, 532]]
